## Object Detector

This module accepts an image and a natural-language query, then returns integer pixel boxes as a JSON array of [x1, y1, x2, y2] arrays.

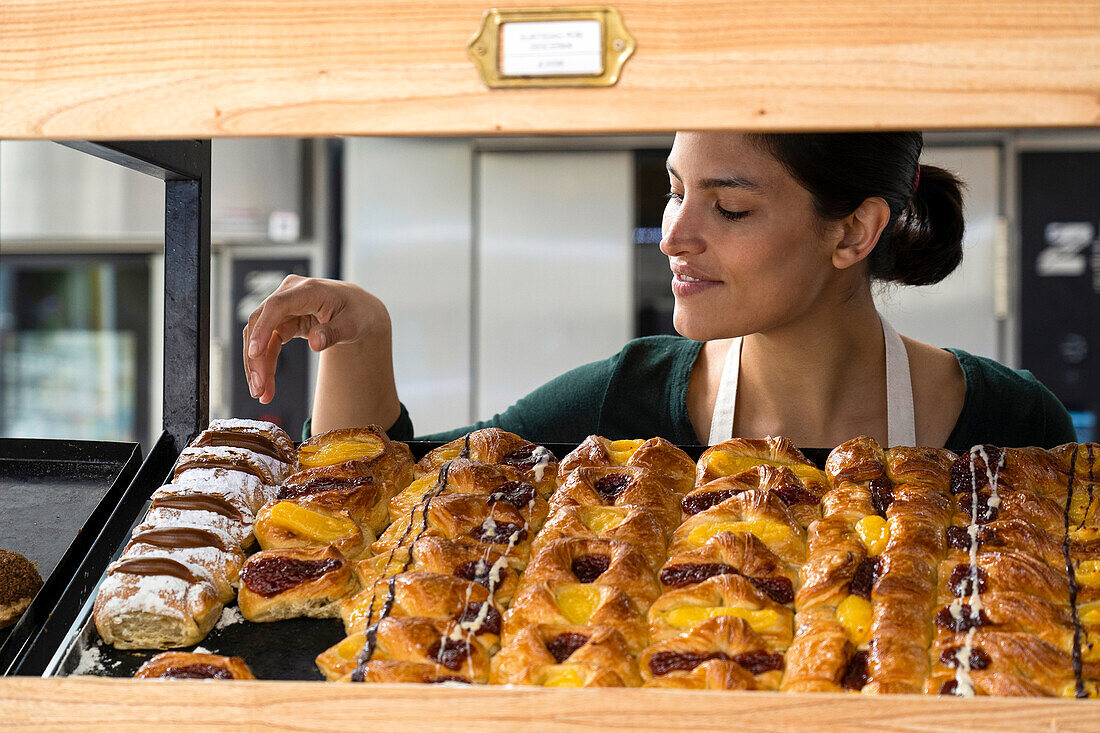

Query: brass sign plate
[[467, 7, 635, 88]]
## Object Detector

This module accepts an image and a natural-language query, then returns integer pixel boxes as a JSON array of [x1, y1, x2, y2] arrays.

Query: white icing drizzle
[[531, 446, 552, 484], [951, 444, 1003, 697]]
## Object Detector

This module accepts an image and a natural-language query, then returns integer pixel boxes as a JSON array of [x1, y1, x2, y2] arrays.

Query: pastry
[[372, 493, 533, 563], [339, 571, 502, 648], [139, 487, 256, 549], [173, 445, 279, 487], [531, 505, 670, 571], [668, 489, 806, 566], [647, 573, 794, 649], [0, 549, 42, 629], [238, 545, 357, 622], [518, 537, 661, 611], [191, 418, 296, 483], [640, 615, 784, 690], [682, 465, 825, 528], [643, 659, 758, 690], [254, 498, 372, 560], [504, 579, 649, 653], [134, 651, 255, 680], [696, 437, 828, 496], [491, 623, 642, 686], [277, 474, 386, 535], [354, 536, 521, 608], [550, 466, 682, 534], [172, 465, 272, 513], [388, 460, 549, 534], [659, 531, 797, 605], [117, 535, 242, 603], [416, 428, 558, 497], [558, 436, 695, 494], [92, 558, 223, 650]]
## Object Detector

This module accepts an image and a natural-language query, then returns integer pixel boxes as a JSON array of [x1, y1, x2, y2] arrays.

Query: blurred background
[[1, 131, 1097, 450]]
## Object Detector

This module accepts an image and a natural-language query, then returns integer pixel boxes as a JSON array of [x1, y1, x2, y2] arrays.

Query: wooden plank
[[1, 0, 1098, 139], [1, 677, 1099, 732]]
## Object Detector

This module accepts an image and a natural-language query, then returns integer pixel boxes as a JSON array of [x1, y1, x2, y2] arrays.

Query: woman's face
[[660, 132, 844, 342]]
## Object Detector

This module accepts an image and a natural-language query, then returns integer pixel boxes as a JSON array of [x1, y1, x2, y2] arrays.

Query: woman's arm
[[242, 275, 401, 435]]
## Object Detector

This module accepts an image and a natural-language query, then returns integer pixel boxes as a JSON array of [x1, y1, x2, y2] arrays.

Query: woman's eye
[[664, 191, 683, 203], [716, 204, 750, 222]]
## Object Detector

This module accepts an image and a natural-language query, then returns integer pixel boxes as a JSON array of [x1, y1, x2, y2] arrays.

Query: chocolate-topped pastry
[[0, 549, 43, 628]]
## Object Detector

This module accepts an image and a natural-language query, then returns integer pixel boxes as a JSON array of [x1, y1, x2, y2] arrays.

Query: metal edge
[[4, 432, 177, 676]]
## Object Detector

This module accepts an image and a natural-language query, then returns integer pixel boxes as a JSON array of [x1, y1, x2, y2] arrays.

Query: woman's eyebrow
[[665, 161, 765, 193]]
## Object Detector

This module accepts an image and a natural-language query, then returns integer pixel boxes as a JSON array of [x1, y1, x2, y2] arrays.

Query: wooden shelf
[[2, 677, 1100, 732], [2, 0, 1098, 139]]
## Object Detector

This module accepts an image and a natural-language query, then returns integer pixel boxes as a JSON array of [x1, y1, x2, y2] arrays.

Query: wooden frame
[[1, 677, 1099, 731], [2, 0, 1098, 139]]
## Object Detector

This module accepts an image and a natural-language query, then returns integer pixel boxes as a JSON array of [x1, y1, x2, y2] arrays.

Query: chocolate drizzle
[[353, 461, 455, 678], [130, 527, 233, 552], [193, 429, 291, 462], [1062, 443, 1086, 698], [112, 557, 198, 584], [150, 493, 243, 521]]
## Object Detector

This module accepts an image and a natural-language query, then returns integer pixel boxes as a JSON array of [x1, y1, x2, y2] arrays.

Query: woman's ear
[[832, 197, 891, 270]]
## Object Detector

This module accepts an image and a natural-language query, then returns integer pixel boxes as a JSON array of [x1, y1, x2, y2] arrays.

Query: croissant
[[491, 623, 642, 686], [550, 466, 682, 534], [558, 436, 695, 495], [133, 651, 255, 680], [238, 545, 357, 622], [639, 615, 784, 690], [518, 537, 661, 611]]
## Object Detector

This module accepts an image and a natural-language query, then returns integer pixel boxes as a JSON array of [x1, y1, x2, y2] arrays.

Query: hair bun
[[876, 164, 965, 286]]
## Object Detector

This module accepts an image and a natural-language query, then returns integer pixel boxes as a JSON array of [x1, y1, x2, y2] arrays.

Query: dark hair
[[747, 132, 965, 286]]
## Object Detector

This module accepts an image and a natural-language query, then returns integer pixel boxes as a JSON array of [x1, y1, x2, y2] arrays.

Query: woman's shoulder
[[944, 348, 1078, 450]]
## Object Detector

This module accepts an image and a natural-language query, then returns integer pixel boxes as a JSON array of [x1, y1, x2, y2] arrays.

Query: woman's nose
[[659, 198, 706, 257]]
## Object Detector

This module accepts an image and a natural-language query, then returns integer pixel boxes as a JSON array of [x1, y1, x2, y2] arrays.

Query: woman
[[242, 131, 1076, 451]]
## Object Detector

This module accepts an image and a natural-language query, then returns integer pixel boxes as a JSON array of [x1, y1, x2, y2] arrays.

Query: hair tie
[[912, 165, 921, 193]]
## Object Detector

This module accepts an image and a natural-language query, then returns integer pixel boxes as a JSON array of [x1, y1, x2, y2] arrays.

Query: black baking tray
[[22, 438, 831, 679], [0, 438, 142, 666]]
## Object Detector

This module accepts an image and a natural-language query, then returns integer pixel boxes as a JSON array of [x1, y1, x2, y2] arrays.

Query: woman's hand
[[242, 275, 385, 405]]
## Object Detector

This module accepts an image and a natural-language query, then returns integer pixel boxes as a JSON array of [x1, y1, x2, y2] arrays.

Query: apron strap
[[881, 316, 917, 446], [707, 337, 741, 445], [707, 317, 917, 446]]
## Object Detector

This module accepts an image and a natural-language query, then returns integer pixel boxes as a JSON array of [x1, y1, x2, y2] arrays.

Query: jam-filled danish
[[353, 536, 522, 608], [491, 623, 642, 686], [339, 571, 503, 649], [682, 464, 825, 529], [372, 493, 533, 564], [320, 616, 493, 684], [697, 437, 828, 497], [518, 538, 661, 611], [647, 573, 794, 650], [238, 545, 357, 622], [417, 428, 558, 497], [659, 531, 798, 605], [558, 436, 695, 495], [640, 615, 785, 690], [504, 579, 649, 653], [388, 459, 549, 535], [531, 505, 670, 571], [550, 466, 682, 534], [134, 651, 255, 680]]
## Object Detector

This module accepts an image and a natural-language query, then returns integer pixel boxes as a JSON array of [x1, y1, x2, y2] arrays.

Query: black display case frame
[[0, 140, 211, 675]]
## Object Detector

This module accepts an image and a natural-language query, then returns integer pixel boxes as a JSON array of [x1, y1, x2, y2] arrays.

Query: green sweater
[[315, 335, 1078, 452]]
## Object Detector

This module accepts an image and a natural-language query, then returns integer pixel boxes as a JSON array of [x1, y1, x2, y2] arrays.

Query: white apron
[[706, 316, 916, 447]]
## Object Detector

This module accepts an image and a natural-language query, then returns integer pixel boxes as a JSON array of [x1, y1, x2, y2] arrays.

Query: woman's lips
[[671, 273, 720, 297]]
